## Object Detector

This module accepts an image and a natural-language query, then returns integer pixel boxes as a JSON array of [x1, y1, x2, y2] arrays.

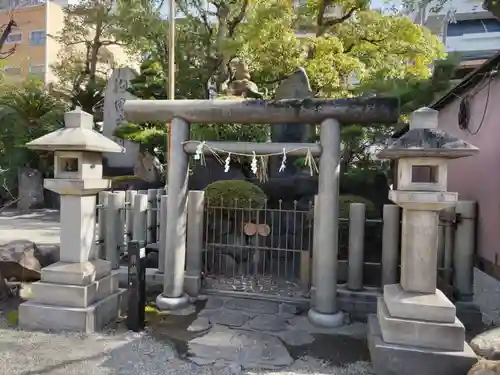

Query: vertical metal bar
[[132, 194, 148, 246], [278, 200, 282, 278], [311, 195, 320, 301], [146, 189, 157, 245], [97, 191, 110, 259], [292, 200, 297, 280], [219, 197, 224, 276], [348, 203, 365, 291], [125, 190, 137, 241], [453, 201, 476, 301], [308, 118, 343, 327], [158, 195, 168, 274], [185, 190, 205, 297], [156, 188, 166, 242], [381, 204, 400, 287]]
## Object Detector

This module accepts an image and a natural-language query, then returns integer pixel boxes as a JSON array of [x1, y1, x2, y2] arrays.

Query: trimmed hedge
[[204, 180, 267, 209]]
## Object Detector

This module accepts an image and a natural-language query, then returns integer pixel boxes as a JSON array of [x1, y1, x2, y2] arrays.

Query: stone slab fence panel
[[95, 188, 476, 302]]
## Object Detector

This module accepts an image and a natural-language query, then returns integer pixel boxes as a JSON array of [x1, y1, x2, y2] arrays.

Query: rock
[[145, 251, 158, 268], [467, 359, 500, 375], [205, 297, 224, 309], [189, 157, 245, 191], [270, 68, 314, 178], [17, 168, 44, 212], [35, 244, 60, 267], [278, 330, 315, 346], [471, 327, 500, 359], [208, 309, 250, 327], [188, 325, 293, 369], [248, 315, 287, 332], [225, 298, 279, 314], [168, 305, 196, 316], [0, 240, 50, 281], [187, 317, 212, 333], [205, 253, 237, 276]]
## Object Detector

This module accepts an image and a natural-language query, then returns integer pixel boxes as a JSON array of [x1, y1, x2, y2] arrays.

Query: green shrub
[[204, 180, 267, 209], [108, 175, 145, 183]]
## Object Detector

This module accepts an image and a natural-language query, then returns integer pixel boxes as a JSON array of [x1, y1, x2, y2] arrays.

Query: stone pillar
[[400, 209, 439, 294], [381, 204, 400, 286], [348, 203, 365, 291], [156, 117, 190, 310], [184, 190, 205, 297], [308, 117, 344, 328]]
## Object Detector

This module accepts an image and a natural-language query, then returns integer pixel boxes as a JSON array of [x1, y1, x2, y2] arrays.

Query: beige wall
[[0, 4, 47, 81], [437, 76, 500, 265], [0, 1, 136, 84]]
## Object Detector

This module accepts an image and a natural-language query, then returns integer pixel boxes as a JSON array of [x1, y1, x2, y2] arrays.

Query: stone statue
[[224, 61, 263, 99]]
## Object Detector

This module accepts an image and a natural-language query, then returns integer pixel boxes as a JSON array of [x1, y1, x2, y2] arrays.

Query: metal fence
[[202, 198, 314, 298], [95, 188, 476, 301]]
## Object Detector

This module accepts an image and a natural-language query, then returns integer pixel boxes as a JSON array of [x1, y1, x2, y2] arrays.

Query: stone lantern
[[368, 107, 479, 375], [18, 108, 125, 333]]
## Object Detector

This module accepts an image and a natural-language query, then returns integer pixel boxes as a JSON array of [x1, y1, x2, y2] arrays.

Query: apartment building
[[0, 0, 133, 84], [411, 0, 500, 78]]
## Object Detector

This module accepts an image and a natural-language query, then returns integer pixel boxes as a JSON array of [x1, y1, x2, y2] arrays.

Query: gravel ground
[[0, 326, 374, 375]]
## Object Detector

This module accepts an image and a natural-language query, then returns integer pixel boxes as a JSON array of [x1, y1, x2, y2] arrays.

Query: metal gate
[[202, 198, 314, 299]]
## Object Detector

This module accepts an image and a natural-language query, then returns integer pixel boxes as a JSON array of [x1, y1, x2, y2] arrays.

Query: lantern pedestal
[[368, 315, 477, 375]]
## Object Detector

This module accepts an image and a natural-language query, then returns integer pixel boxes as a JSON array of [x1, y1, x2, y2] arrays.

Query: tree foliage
[[50, 0, 128, 114], [0, 78, 68, 198], [111, 0, 449, 168]]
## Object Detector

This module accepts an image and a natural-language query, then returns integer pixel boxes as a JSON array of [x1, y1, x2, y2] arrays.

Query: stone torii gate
[[124, 97, 399, 327]]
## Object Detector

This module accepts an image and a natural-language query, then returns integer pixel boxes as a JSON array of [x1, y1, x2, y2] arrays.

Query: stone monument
[[270, 67, 315, 177], [102, 67, 139, 169], [368, 107, 479, 375], [19, 108, 126, 333]]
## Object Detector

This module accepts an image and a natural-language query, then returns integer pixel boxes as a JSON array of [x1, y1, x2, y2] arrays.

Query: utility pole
[[166, 0, 175, 188]]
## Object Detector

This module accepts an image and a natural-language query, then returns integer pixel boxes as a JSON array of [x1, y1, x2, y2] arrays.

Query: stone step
[[41, 259, 112, 286], [377, 298, 465, 351], [19, 289, 126, 334], [31, 272, 119, 308], [383, 284, 456, 323], [368, 315, 477, 375]]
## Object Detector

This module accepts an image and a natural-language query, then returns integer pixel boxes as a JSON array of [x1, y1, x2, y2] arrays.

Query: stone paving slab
[[188, 324, 294, 369], [223, 298, 279, 314]]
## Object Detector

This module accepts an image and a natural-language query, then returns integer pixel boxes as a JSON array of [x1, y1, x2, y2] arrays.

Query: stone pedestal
[[19, 260, 125, 333]]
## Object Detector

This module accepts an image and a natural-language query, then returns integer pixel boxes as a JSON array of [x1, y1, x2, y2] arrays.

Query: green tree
[[0, 79, 68, 197], [50, 0, 130, 114], [113, 0, 447, 167]]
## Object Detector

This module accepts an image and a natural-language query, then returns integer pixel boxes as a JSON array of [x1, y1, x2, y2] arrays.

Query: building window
[[29, 30, 46, 46], [5, 32, 22, 44], [4, 67, 22, 75], [447, 18, 500, 37], [29, 65, 45, 79]]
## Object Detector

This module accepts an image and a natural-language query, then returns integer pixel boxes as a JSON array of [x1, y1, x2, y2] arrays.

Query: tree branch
[[227, 0, 249, 37], [317, 5, 357, 36], [344, 37, 387, 53]]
